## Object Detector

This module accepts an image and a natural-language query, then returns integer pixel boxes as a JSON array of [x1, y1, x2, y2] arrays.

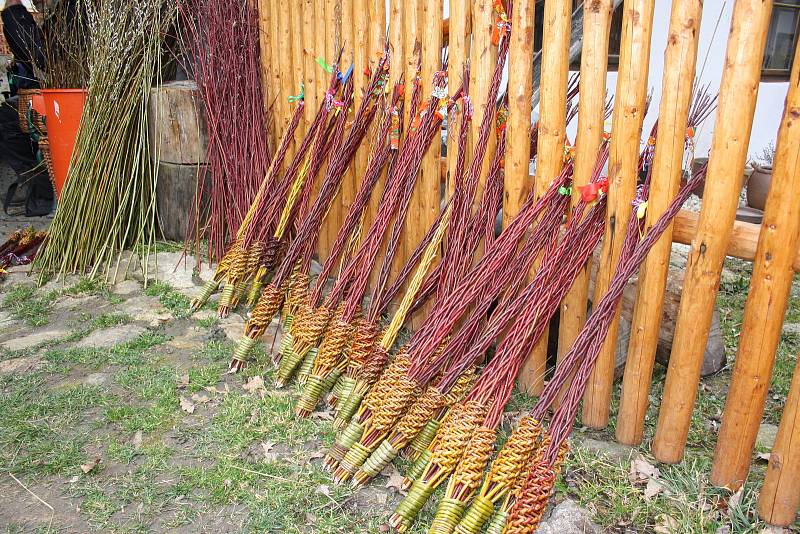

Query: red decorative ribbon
[[579, 178, 609, 203]]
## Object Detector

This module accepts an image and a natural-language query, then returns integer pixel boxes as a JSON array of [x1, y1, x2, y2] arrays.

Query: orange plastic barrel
[[40, 89, 87, 198]]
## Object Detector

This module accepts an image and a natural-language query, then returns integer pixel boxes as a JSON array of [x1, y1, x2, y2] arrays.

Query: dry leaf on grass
[[80, 457, 101, 474], [629, 454, 660, 485], [311, 409, 335, 421], [262, 441, 278, 462], [307, 449, 326, 460], [644, 478, 664, 500], [727, 487, 744, 518], [653, 514, 678, 533], [179, 396, 195, 414], [315, 484, 333, 501], [243, 376, 266, 396], [204, 384, 230, 395], [191, 392, 211, 404], [177, 373, 190, 389], [384, 465, 405, 492], [131, 430, 143, 450]]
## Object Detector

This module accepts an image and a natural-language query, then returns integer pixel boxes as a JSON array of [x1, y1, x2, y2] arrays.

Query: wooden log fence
[[583, 0, 654, 428], [518, 0, 571, 396], [555, 0, 613, 407], [616, 0, 704, 446], [652, 0, 773, 465], [253, 0, 800, 524]]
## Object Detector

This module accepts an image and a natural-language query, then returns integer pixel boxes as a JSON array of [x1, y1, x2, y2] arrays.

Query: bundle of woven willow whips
[[322, 22, 514, 480], [188, 60, 350, 314], [438, 97, 716, 534], [273, 81, 403, 384], [294, 69, 473, 416], [495, 164, 709, 534], [188, 103, 305, 313], [228, 54, 390, 372], [217, 65, 354, 318], [326, 150, 574, 488], [388, 164, 610, 533], [276, 66, 465, 402]]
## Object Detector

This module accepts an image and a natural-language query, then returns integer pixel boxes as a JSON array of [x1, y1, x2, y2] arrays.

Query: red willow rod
[[326, 72, 459, 313], [307, 85, 403, 310], [176, 0, 272, 263], [505, 166, 708, 534], [230, 57, 388, 370], [293, 73, 464, 415], [273, 76, 427, 388], [371, 83, 474, 315]]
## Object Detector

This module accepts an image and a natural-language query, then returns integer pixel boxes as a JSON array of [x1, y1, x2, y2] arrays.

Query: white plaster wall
[[563, 1, 787, 162]]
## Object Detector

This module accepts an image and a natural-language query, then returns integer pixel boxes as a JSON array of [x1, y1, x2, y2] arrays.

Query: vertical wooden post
[[652, 0, 774, 464], [363, 0, 387, 236], [615, 0, 703, 446], [468, 0, 497, 200], [332, 0, 356, 259], [554, 0, 613, 404], [302, 0, 318, 128], [518, 0, 571, 396], [274, 0, 293, 133], [710, 44, 800, 489], [581, 0, 654, 427], [290, 1, 305, 113], [317, 0, 341, 262], [446, 0, 471, 200], [503, 0, 535, 228], [403, 0, 421, 136], [369, 0, 386, 53], [408, 0, 443, 329], [351, 0, 370, 240], [758, 353, 800, 526], [257, 0, 275, 150], [391, 0, 421, 310], [302, 0, 320, 222], [388, 0, 404, 90]]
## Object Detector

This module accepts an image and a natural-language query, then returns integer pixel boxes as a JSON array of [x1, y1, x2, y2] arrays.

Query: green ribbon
[[288, 83, 304, 103], [316, 57, 333, 73], [558, 186, 572, 196]]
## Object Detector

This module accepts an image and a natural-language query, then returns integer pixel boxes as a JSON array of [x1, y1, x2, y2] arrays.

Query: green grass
[[1, 259, 798, 532], [0, 372, 113, 476], [3, 284, 59, 327], [1, 277, 129, 329], [562, 445, 769, 533], [144, 281, 192, 318]]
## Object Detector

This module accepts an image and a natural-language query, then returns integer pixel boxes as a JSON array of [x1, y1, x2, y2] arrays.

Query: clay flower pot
[[746, 163, 772, 211], [688, 157, 752, 200]]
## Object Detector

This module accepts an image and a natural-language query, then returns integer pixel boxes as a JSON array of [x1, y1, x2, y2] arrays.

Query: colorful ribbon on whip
[[579, 177, 609, 203], [288, 83, 305, 103]]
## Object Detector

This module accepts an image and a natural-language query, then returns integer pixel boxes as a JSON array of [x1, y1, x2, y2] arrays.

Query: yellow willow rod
[[274, 158, 312, 240], [235, 149, 286, 240], [380, 203, 453, 350]]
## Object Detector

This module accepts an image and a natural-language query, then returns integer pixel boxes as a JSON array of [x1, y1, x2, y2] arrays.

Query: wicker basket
[[38, 137, 57, 192], [17, 88, 43, 134]]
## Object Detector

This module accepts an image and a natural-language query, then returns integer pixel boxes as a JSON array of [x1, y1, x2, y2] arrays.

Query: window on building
[[557, 1, 624, 71], [762, 1, 800, 79]]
